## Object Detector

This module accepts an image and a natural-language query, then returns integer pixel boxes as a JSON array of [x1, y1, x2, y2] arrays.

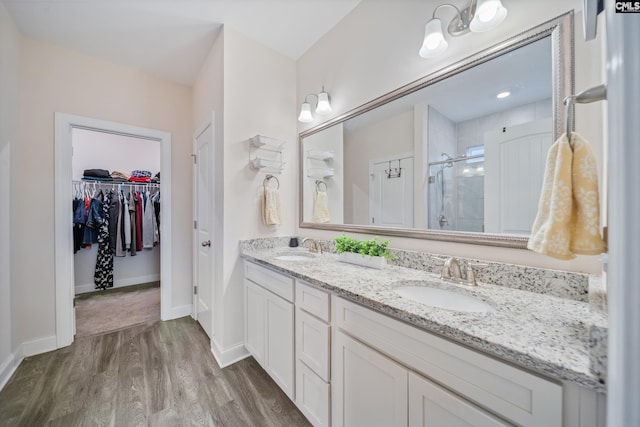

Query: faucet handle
[[466, 263, 489, 286]]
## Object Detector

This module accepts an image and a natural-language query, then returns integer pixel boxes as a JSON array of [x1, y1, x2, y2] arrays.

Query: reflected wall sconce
[[298, 87, 332, 123], [419, 0, 507, 59]]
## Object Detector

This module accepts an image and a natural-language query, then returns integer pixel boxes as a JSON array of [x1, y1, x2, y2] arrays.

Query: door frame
[[54, 113, 173, 349], [192, 114, 215, 334]]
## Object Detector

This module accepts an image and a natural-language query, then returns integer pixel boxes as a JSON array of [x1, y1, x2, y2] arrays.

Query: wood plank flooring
[[0, 318, 311, 426], [74, 282, 161, 338]]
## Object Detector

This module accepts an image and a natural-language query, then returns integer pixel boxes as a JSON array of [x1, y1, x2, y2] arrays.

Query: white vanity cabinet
[[244, 262, 295, 399], [332, 296, 564, 427], [295, 280, 332, 427]]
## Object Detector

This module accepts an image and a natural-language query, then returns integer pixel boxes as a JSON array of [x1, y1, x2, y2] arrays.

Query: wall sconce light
[[419, 0, 507, 59], [298, 87, 333, 123]]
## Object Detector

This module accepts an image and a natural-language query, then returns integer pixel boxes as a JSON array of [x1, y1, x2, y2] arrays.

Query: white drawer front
[[296, 308, 330, 381], [296, 280, 331, 322], [245, 261, 294, 302], [334, 297, 562, 427], [296, 360, 330, 427]]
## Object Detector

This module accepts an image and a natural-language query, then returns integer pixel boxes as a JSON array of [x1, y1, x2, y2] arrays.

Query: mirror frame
[[299, 12, 574, 249]]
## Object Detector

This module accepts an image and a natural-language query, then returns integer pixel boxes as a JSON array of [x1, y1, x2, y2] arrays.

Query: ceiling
[[3, 0, 361, 85], [345, 36, 552, 132]]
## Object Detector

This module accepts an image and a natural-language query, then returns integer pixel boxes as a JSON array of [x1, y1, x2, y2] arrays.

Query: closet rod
[[72, 180, 160, 188]]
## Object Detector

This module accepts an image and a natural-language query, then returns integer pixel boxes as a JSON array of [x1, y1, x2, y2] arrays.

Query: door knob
[[201, 240, 211, 247]]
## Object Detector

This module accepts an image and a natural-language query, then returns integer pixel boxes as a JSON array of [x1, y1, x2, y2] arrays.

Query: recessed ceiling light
[[496, 91, 511, 99]]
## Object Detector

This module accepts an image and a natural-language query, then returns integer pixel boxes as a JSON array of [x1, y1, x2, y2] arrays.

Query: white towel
[[312, 190, 330, 223], [528, 133, 606, 259], [262, 187, 281, 226]]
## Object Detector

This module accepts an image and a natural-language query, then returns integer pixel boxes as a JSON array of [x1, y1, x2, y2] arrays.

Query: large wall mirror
[[299, 12, 573, 248]]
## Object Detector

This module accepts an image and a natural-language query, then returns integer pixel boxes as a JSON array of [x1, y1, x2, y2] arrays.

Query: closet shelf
[[307, 149, 335, 161]]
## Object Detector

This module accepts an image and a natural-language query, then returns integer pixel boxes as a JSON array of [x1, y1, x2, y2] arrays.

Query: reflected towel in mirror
[[528, 133, 606, 259], [313, 190, 330, 223], [262, 187, 281, 226]]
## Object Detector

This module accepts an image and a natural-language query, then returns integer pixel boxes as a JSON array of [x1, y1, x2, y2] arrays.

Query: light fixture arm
[[432, 3, 463, 20]]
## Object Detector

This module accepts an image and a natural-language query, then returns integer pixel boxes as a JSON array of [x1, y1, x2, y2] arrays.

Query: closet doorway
[[72, 129, 161, 337], [54, 113, 173, 349]]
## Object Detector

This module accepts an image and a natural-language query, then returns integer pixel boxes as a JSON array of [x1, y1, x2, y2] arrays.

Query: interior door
[[193, 119, 214, 339], [369, 155, 414, 228], [484, 118, 552, 234]]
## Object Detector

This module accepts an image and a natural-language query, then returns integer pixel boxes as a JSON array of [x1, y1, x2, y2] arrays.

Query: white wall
[[13, 37, 193, 347], [344, 110, 413, 224], [72, 128, 160, 180], [297, 0, 605, 274], [0, 2, 20, 385], [303, 123, 344, 224], [72, 128, 161, 293], [193, 26, 297, 355]]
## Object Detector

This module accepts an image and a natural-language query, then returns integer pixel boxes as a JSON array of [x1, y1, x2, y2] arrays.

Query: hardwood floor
[[74, 282, 161, 338], [0, 317, 311, 426]]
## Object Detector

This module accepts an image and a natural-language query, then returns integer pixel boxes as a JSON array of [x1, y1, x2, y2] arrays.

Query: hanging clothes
[[72, 198, 86, 253], [108, 190, 119, 253], [123, 191, 131, 249], [94, 191, 114, 289], [115, 191, 126, 257], [83, 193, 104, 245], [142, 191, 155, 249], [135, 191, 143, 251], [128, 191, 137, 256]]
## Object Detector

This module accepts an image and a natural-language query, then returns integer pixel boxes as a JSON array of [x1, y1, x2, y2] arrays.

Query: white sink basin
[[274, 252, 317, 261], [394, 286, 493, 313]]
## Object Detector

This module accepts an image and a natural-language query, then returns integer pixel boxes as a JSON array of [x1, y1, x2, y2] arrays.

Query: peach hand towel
[[312, 190, 330, 223], [528, 133, 606, 259], [262, 187, 281, 226]]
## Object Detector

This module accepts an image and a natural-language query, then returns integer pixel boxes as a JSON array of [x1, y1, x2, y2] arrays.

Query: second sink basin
[[394, 286, 493, 313], [274, 252, 317, 261]]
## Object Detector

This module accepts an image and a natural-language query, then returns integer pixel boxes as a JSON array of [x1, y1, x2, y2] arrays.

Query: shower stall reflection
[[427, 153, 485, 232]]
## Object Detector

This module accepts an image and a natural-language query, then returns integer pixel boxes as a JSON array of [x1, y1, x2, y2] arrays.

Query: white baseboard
[[0, 347, 23, 391], [75, 274, 161, 294], [169, 304, 193, 320], [211, 337, 250, 369], [22, 335, 57, 357]]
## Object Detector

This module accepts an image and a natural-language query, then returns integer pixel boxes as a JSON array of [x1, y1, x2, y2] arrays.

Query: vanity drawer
[[245, 261, 294, 302], [296, 307, 330, 381], [334, 297, 562, 427], [296, 280, 331, 322], [296, 360, 330, 427]]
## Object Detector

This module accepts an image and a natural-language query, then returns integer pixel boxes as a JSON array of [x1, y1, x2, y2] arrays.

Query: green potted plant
[[333, 235, 394, 269]]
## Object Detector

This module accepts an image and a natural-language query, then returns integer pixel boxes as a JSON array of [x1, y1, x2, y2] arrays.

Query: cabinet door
[[333, 331, 407, 427], [245, 280, 266, 365], [409, 372, 510, 427], [266, 291, 295, 399]]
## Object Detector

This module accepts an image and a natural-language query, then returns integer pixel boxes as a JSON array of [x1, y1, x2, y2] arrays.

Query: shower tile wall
[[427, 99, 552, 233]]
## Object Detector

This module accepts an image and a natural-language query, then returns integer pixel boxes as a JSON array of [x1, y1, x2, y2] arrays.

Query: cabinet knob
[[201, 240, 211, 247]]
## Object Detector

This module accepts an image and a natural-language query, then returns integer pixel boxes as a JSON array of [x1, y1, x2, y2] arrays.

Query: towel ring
[[315, 180, 327, 192], [263, 174, 279, 190]]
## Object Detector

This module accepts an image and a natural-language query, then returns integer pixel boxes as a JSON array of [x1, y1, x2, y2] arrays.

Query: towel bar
[[564, 83, 607, 137]]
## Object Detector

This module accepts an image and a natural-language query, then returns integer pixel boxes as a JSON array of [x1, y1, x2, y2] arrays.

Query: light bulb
[[470, 0, 507, 32], [419, 18, 448, 59], [316, 91, 332, 115], [298, 102, 313, 123]]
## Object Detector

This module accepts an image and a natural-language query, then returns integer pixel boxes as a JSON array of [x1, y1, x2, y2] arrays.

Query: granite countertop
[[240, 245, 607, 393]]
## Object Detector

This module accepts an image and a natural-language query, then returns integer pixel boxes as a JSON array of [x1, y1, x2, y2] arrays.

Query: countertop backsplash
[[241, 236, 593, 303]]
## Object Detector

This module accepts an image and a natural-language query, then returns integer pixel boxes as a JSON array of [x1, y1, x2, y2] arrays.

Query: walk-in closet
[[71, 128, 161, 337]]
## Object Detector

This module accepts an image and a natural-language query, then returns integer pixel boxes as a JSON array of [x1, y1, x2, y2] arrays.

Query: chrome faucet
[[441, 257, 488, 286], [301, 238, 323, 254]]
